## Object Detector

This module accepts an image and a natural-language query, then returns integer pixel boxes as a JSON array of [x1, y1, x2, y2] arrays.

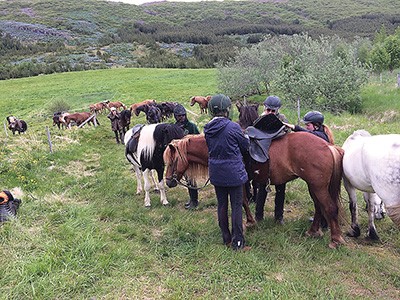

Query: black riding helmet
[[302, 111, 324, 125], [264, 95, 282, 110], [173, 104, 187, 117], [208, 94, 231, 118]]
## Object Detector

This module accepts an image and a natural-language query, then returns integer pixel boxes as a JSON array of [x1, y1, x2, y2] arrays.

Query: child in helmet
[[283, 110, 334, 144], [107, 107, 123, 144], [255, 95, 289, 224], [204, 94, 251, 251], [173, 104, 200, 209]]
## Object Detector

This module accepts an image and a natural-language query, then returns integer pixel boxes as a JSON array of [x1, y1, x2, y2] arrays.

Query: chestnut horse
[[130, 100, 156, 116], [64, 112, 99, 128], [190, 96, 211, 114], [89, 102, 108, 114], [107, 101, 126, 111], [165, 108, 345, 249]]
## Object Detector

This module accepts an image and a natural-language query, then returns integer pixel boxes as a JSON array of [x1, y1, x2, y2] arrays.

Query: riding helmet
[[173, 104, 186, 116], [302, 111, 324, 125], [264, 95, 282, 110], [208, 94, 231, 117]]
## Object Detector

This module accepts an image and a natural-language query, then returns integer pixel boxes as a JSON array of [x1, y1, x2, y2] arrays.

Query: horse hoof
[[306, 229, 323, 238], [245, 221, 257, 228], [162, 202, 170, 206]]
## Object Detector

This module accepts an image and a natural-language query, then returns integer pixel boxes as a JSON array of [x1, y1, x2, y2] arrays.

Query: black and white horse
[[124, 123, 185, 207], [6, 116, 28, 135]]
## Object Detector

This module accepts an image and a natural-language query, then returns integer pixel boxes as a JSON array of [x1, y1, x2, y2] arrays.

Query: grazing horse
[[165, 105, 345, 249], [64, 112, 99, 128], [190, 96, 211, 114], [6, 116, 28, 135], [125, 123, 185, 207], [52, 112, 68, 129], [107, 101, 126, 111], [342, 130, 400, 240], [89, 102, 108, 114], [130, 100, 157, 116]]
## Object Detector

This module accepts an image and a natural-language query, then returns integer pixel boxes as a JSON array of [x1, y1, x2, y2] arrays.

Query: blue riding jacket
[[204, 117, 249, 187]]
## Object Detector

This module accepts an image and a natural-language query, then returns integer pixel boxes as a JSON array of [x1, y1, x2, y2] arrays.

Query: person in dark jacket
[[283, 110, 334, 144], [255, 95, 288, 224], [204, 94, 251, 251], [173, 104, 201, 209], [107, 107, 123, 144]]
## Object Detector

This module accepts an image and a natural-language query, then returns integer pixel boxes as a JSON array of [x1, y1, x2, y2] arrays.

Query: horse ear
[[236, 101, 243, 111]]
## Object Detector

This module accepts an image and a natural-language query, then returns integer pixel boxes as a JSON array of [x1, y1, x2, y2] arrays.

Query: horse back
[[268, 132, 336, 185]]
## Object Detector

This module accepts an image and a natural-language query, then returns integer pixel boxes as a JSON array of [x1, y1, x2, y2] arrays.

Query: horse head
[[237, 103, 259, 129], [146, 106, 162, 124], [164, 138, 191, 188]]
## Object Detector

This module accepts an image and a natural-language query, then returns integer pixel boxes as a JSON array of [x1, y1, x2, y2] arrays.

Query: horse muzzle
[[166, 177, 178, 188]]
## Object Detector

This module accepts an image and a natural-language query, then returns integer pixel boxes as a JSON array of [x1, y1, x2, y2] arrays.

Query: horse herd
[[5, 99, 399, 249], [125, 103, 400, 249]]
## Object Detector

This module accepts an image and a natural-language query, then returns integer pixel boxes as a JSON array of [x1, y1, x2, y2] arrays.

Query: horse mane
[[237, 104, 259, 129], [169, 135, 209, 182]]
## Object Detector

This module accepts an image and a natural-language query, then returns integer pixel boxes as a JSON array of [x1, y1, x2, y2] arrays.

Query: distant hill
[[1, 0, 399, 79]]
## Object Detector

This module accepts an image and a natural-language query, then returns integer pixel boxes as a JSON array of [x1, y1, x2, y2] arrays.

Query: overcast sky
[[106, 0, 221, 5]]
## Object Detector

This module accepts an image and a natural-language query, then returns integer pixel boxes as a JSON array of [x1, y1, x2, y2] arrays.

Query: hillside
[[1, 0, 400, 78]]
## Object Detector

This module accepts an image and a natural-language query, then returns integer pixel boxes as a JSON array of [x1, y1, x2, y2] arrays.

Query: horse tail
[[328, 145, 346, 224]]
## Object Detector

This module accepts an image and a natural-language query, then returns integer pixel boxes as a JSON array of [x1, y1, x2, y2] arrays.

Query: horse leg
[[156, 168, 168, 206], [306, 188, 324, 238], [364, 192, 380, 240], [242, 185, 256, 227], [142, 169, 152, 207], [151, 169, 160, 192], [343, 177, 361, 238], [133, 165, 143, 195], [310, 187, 345, 248]]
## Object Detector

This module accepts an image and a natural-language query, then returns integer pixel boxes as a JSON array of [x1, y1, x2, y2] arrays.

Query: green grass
[[1, 68, 400, 299]]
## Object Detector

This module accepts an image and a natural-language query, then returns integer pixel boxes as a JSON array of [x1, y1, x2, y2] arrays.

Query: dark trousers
[[214, 185, 245, 249], [255, 183, 286, 221], [113, 130, 122, 144]]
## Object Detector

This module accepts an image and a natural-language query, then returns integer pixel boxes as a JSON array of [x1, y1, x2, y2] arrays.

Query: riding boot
[[274, 183, 286, 224], [185, 188, 198, 209]]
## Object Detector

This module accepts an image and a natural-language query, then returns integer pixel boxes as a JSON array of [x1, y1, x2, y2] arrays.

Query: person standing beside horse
[[204, 94, 251, 251], [107, 107, 123, 144], [255, 95, 289, 224], [173, 104, 201, 209]]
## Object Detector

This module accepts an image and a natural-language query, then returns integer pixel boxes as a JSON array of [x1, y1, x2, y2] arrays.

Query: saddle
[[127, 124, 145, 153], [245, 114, 286, 163]]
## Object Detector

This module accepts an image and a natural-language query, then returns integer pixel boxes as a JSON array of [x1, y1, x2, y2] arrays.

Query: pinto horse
[[6, 116, 28, 135], [190, 96, 211, 114], [165, 105, 346, 249], [125, 123, 185, 207], [342, 130, 400, 240]]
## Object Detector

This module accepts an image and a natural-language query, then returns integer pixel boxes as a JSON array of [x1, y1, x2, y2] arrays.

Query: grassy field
[[0, 68, 400, 299]]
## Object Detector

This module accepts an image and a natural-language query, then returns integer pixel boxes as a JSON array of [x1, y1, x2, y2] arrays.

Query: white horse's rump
[[342, 130, 400, 239]]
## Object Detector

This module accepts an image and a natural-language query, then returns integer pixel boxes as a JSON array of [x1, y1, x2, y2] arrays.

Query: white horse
[[342, 129, 400, 240]]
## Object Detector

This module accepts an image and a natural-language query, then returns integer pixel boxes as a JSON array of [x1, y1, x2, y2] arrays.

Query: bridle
[[166, 143, 210, 191]]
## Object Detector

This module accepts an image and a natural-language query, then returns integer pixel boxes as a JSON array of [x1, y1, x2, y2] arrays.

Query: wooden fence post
[[46, 126, 53, 153], [3, 122, 8, 138], [397, 73, 400, 88]]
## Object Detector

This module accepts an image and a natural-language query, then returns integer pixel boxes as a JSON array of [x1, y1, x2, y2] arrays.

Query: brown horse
[[107, 101, 126, 111], [190, 96, 211, 114], [164, 134, 256, 226], [89, 102, 108, 114], [64, 112, 98, 128], [164, 127, 346, 249], [130, 99, 156, 116]]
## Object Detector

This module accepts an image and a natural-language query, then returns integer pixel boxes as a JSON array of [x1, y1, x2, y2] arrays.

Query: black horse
[[119, 109, 132, 139], [6, 116, 28, 135]]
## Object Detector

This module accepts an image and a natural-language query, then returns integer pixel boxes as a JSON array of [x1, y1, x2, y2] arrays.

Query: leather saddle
[[127, 124, 145, 154], [245, 114, 286, 163]]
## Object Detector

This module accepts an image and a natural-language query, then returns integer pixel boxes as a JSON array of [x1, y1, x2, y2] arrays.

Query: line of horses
[[124, 103, 400, 249]]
